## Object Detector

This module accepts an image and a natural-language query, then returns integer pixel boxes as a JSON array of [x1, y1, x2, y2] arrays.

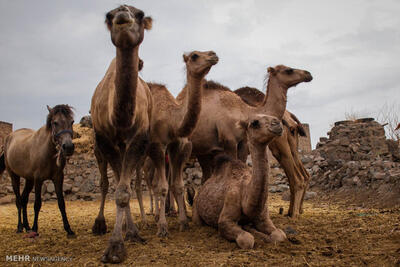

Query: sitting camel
[[193, 114, 286, 248], [234, 86, 311, 217], [0, 105, 75, 237]]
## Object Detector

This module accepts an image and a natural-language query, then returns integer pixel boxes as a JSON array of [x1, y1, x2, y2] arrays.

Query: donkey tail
[[0, 151, 5, 175]]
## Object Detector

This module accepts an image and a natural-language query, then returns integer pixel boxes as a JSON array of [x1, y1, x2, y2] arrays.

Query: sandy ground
[[0, 194, 399, 266]]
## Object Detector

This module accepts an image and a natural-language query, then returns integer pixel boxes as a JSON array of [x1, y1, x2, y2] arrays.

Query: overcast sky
[[0, 0, 399, 147]]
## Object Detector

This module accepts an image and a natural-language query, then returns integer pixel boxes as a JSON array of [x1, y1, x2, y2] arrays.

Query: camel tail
[[0, 151, 5, 175]]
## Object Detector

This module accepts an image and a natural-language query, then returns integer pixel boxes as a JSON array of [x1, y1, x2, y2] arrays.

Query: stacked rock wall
[[0, 121, 12, 147]]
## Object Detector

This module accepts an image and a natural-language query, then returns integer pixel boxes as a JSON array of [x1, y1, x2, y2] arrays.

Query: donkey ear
[[267, 67, 276, 75], [143, 16, 153, 30], [46, 105, 52, 112]]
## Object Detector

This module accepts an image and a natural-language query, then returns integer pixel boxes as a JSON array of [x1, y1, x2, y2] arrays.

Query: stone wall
[[298, 123, 311, 154], [0, 121, 12, 147]]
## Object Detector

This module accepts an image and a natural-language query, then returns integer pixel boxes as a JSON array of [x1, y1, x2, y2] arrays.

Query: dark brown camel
[[0, 105, 75, 237], [90, 5, 153, 263]]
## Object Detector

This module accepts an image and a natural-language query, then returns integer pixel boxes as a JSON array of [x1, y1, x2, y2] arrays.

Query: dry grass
[[72, 124, 94, 154], [0, 194, 399, 266]]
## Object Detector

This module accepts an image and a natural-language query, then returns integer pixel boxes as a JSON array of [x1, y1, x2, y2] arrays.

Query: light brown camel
[[90, 5, 152, 263], [0, 105, 75, 237], [234, 86, 311, 217], [144, 51, 218, 236], [193, 114, 286, 248]]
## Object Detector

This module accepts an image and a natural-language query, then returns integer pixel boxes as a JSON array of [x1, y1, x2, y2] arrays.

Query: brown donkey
[[0, 105, 75, 237]]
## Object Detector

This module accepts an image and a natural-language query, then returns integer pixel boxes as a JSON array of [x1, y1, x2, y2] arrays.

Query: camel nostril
[[114, 12, 131, 25]]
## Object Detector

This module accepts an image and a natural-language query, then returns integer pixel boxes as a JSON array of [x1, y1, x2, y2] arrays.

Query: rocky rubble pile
[[303, 118, 400, 205]]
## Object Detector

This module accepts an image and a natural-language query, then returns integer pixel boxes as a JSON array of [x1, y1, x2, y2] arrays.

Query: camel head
[[46, 105, 75, 157], [105, 5, 152, 49], [267, 65, 313, 88], [238, 114, 283, 145], [183, 51, 219, 79]]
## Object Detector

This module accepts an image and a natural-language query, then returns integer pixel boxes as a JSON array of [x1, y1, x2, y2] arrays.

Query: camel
[[144, 50, 218, 236], [234, 86, 311, 217], [90, 5, 153, 263], [181, 66, 312, 214], [193, 114, 286, 248], [0, 105, 75, 237]]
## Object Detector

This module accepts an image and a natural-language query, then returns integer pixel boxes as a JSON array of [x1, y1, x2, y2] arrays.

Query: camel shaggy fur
[[193, 114, 286, 248]]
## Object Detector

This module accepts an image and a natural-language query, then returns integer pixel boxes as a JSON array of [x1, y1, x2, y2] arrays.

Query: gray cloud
[[0, 0, 399, 148]]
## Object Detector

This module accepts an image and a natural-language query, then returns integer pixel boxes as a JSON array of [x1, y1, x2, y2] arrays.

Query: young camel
[[0, 105, 75, 237], [90, 5, 152, 263], [234, 86, 311, 217], [193, 114, 286, 248], [145, 51, 218, 236]]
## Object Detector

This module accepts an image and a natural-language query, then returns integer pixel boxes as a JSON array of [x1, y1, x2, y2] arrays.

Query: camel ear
[[250, 119, 260, 129], [183, 54, 189, 63], [267, 67, 276, 75], [138, 58, 144, 71], [47, 105, 52, 113], [143, 16, 153, 30], [236, 120, 248, 131]]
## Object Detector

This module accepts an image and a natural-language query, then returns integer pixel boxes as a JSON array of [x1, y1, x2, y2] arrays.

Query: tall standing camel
[[90, 5, 153, 263], [0, 105, 75, 237], [234, 86, 311, 217], [144, 51, 218, 236], [193, 114, 286, 248]]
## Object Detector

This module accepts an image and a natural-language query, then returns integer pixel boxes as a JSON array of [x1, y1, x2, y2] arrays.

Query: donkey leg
[[10, 173, 23, 233], [92, 148, 109, 235], [53, 175, 75, 237], [21, 179, 34, 231], [32, 180, 43, 234]]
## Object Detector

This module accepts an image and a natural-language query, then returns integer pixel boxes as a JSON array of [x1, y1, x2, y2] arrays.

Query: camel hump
[[234, 87, 265, 107], [203, 80, 231, 92]]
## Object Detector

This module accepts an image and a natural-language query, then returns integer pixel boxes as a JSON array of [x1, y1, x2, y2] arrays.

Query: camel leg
[[144, 163, 155, 215], [124, 201, 146, 243], [169, 141, 191, 231], [191, 203, 203, 226], [269, 140, 304, 218], [197, 154, 214, 184], [92, 144, 109, 235], [21, 179, 34, 232], [253, 208, 286, 243], [53, 174, 75, 237], [135, 164, 147, 225], [149, 142, 169, 237], [10, 173, 23, 233], [218, 191, 254, 249], [32, 180, 43, 234]]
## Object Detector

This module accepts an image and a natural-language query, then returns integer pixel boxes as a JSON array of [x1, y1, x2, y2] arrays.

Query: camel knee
[[115, 184, 131, 208]]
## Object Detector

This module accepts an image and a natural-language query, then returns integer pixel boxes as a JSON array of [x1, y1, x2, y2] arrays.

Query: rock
[[80, 179, 95, 193], [304, 191, 317, 200], [0, 195, 15, 205], [47, 183, 55, 193], [281, 191, 290, 201], [43, 193, 51, 201]]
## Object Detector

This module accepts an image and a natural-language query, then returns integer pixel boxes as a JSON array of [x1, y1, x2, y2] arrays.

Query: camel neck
[[262, 77, 288, 120], [245, 140, 269, 215], [176, 73, 203, 137], [113, 46, 139, 128]]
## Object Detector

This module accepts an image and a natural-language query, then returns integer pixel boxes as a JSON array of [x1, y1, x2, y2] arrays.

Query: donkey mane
[[46, 105, 74, 130]]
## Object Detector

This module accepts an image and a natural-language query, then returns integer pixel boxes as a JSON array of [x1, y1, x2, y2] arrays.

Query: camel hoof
[[125, 231, 146, 243], [16, 228, 23, 233], [270, 229, 287, 242], [157, 223, 168, 237], [179, 220, 189, 232], [101, 239, 127, 264], [92, 217, 107, 235], [236, 232, 254, 249]]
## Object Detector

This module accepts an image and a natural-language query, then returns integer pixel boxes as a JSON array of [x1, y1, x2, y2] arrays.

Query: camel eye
[[136, 11, 144, 21], [250, 120, 260, 129], [285, 69, 294, 75], [191, 54, 199, 61]]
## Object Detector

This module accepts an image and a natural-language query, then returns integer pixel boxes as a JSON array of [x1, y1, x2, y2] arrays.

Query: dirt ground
[[0, 194, 399, 266]]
